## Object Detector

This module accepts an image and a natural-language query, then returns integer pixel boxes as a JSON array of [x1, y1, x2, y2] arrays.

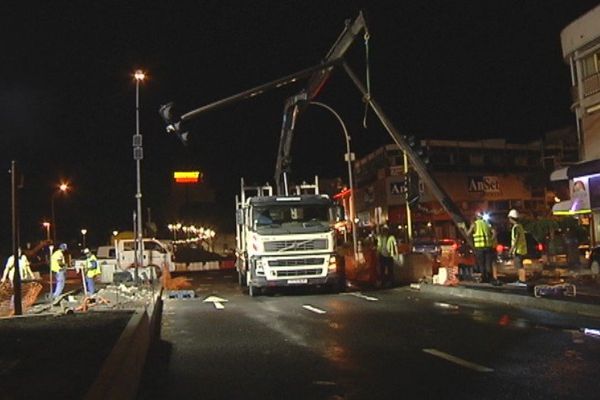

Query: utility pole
[[11, 161, 22, 315], [133, 70, 145, 283]]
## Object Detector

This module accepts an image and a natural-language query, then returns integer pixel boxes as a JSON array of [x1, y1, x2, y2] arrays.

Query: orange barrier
[[343, 246, 380, 285]]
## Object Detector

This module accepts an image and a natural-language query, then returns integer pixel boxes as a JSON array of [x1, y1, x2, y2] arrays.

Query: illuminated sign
[[468, 176, 500, 193], [174, 171, 202, 184]]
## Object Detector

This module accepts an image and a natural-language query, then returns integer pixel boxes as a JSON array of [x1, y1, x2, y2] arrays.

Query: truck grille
[[268, 258, 325, 267], [264, 239, 328, 252], [277, 269, 322, 277]]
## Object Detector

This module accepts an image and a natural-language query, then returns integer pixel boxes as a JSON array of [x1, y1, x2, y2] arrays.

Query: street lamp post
[[42, 222, 51, 241], [133, 69, 146, 283], [308, 101, 358, 262], [50, 183, 69, 244], [81, 229, 87, 248]]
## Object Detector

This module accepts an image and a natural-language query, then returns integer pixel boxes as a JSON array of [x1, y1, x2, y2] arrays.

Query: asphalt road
[[139, 270, 600, 400]]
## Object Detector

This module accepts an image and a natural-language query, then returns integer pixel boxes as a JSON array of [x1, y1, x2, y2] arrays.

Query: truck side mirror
[[236, 209, 244, 225]]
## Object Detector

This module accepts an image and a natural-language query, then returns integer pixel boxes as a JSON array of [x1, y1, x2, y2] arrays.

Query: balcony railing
[[571, 72, 600, 104]]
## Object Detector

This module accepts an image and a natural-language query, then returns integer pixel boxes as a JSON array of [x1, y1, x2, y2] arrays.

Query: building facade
[[556, 4, 600, 244], [353, 135, 576, 241]]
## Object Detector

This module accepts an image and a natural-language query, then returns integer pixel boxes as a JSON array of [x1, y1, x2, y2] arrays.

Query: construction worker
[[376, 225, 397, 287], [82, 248, 100, 295], [384, 226, 398, 286], [508, 209, 527, 285], [466, 212, 496, 283], [51, 243, 68, 298], [1, 248, 35, 285]]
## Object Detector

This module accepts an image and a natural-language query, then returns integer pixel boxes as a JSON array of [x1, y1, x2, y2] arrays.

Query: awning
[[551, 158, 600, 181]]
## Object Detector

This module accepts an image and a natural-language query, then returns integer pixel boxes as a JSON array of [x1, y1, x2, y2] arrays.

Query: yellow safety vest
[[84, 255, 101, 278], [386, 235, 398, 257], [473, 219, 493, 248], [511, 224, 527, 255], [51, 249, 66, 272]]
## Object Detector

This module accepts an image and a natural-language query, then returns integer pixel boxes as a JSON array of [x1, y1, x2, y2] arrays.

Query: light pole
[[81, 229, 87, 248], [133, 69, 146, 283], [42, 222, 51, 241], [308, 101, 358, 262], [50, 182, 69, 244]]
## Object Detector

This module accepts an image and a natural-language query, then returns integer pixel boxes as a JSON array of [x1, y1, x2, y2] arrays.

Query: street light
[[81, 228, 87, 248], [133, 69, 146, 283], [50, 182, 69, 243], [42, 221, 51, 241], [308, 101, 358, 262]]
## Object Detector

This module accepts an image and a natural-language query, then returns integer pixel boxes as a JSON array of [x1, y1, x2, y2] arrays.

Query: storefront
[[551, 159, 600, 245]]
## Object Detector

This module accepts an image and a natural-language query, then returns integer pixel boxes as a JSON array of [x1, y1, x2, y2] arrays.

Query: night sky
[[1, 0, 598, 251]]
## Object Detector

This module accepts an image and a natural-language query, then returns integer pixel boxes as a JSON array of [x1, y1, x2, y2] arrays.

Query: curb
[[417, 284, 600, 318], [85, 288, 163, 400]]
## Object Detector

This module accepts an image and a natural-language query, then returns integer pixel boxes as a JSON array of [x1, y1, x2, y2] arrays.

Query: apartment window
[[514, 156, 528, 167], [582, 52, 600, 78], [469, 154, 484, 166]]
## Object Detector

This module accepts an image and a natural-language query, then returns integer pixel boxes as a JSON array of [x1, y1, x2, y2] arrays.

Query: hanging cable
[[362, 29, 372, 129]]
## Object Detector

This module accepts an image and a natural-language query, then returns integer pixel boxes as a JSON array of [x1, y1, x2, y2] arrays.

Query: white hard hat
[[508, 209, 519, 219], [83, 248, 91, 255]]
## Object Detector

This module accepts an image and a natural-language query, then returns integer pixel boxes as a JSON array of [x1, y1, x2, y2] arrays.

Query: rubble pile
[[0, 280, 43, 317], [95, 283, 159, 309]]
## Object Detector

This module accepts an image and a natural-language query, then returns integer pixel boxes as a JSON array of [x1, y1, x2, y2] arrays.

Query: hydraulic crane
[[158, 10, 472, 245]]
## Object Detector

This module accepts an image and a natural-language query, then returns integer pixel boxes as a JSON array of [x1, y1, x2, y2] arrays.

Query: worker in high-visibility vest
[[376, 225, 397, 287], [82, 248, 101, 295], [508, 209, 527, 284], [51, 243, 68, 298], [466, 212, 496, 283]]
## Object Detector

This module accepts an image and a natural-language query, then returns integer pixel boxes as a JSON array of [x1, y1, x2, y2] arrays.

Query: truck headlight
[[328, 256, 337, 273], [255, 259, 265, 275]]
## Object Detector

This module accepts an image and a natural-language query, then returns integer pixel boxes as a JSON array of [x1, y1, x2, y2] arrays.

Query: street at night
[[139, 270, 600, 400], [2, 2, 600, 399]]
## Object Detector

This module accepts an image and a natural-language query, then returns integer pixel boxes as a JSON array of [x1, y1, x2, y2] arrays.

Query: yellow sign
[[174, 171, 201, 184]]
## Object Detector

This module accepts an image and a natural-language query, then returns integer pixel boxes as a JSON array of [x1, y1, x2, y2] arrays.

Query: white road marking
[[348, 292, 379, 301], [434, 302, 459, 310], [312, 381, 337, 386], [203, 295, 228, 310], [303, 305, 327, 314], [422, 348, 494, 372]]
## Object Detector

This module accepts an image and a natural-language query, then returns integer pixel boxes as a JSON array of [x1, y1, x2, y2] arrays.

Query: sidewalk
[[415, 267, 600, 318]]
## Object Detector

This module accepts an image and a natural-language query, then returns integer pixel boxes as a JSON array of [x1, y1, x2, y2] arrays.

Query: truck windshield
[[253, 204, 331, 233]]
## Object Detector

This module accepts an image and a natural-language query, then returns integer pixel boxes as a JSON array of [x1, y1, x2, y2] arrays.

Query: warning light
[[174, 171, 202, 184]]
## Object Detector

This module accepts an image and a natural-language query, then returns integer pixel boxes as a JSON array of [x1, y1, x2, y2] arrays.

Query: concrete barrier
[[85, 289, 163, 400]]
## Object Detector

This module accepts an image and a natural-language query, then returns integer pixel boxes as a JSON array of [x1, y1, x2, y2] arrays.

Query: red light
[[496, 244, 504, 253], [537, 243, 544, 252]]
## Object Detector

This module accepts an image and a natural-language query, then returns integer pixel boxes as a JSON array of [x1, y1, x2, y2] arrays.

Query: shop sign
[[468, 176, 500, 193]]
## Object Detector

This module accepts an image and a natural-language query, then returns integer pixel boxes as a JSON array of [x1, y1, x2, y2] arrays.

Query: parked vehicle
[[411, 238, 440, 256]]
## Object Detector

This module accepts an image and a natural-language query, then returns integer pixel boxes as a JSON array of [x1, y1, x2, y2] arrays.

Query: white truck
[[73, 238, 175, 283], [235, 178, 343, 296]]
